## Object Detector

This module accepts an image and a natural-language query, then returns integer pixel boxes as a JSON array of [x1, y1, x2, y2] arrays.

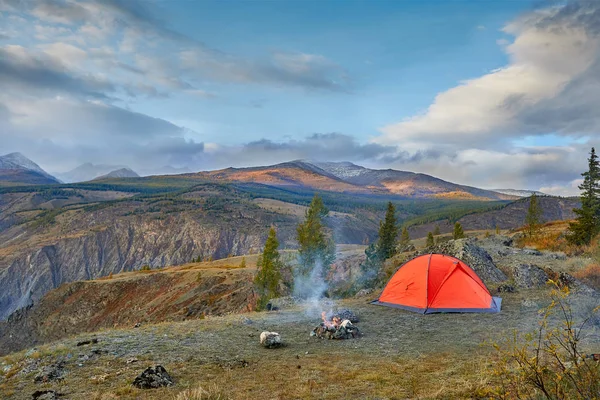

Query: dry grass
[[573, 263, 600, 290], [514, 221, 574, 253], [0, 291, 563, 400]]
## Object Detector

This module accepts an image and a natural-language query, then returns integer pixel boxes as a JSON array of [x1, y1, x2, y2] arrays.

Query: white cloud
[[540, 179, 583, 197], [378, 3, 600, 147]]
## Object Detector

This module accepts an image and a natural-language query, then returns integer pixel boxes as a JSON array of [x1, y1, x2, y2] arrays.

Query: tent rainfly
[[371, 253, 501, 314]]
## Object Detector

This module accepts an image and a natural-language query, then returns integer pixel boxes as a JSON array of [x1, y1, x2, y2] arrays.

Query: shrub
[[487, 283, 600, 399], [140, 265, 151, 272], [573, 263, 600, 290]]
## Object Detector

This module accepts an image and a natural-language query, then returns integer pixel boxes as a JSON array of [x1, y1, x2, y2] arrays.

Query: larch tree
[[399, 226, 411, 248], [296, 193, 335, 277], [377, 202, 398, 260], [254, 227, 282, 310], [453, 222, 465, 240], [568, 147, 600, 245], [525, 193, 543, 237], [425, 232, 435, 247], [360, 202, 398, 288]]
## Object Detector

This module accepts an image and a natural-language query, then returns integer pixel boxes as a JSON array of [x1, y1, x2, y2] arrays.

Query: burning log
[[329, 309, 359, 323], [311, 312, 361, 340]]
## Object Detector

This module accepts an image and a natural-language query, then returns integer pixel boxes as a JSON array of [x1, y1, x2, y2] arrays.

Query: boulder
[[497, 284, 515, 293], [420, 238, 507, 283], [558, 272, 598, 296], [512, 264, 549, 289], [132, 365, 174, 389], [34, 361, 66, 383], [259, 331, 282, 348], [32, 390, 59, 400]]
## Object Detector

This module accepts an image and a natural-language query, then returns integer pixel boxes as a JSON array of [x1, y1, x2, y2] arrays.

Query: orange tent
[[371, 254, 501, 314]]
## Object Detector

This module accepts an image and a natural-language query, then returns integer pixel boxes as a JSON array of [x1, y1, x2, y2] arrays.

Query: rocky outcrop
[[511, 264, 549, 288], [132, 365, 174, 389], [421, 239, 507, 283]]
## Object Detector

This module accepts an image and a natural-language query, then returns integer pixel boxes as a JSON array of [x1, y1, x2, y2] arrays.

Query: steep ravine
[[0, 213, 296, 321]]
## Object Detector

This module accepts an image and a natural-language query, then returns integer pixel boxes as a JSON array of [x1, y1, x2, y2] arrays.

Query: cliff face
[[0, 260, 258, 355], [0, 212, 294, 321]]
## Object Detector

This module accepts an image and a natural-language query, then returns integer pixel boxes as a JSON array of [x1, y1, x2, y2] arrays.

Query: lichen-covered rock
[[511, 264, 549, 288], [259, 331, 282, 348], [33, 361, 66, 383], [132, 365, 174, 389], [419, 239, 507, 283], [32, 390, 59, 400]]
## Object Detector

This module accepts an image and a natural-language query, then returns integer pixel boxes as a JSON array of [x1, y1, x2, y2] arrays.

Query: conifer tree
[[255, 227, 282, 310], [495, 225, 500, 235], [377, 202, 398, 260], [426, 232, 435, 247], [239, 257, 246, 268], [296, 193, 335, 276], [568, 147, 600, 245], [433, 225, 441, 236], [453, 222, 465, 239], [525, 193, 542, 237], [399, 226, 410, 248]]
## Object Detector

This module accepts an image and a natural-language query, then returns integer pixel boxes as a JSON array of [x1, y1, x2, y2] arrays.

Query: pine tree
[[296, 193, 335, 276], [254, 227, 282, 310], [568, 147, 600, 245], [425, 232, 435, 247], [360, 203, 398, 288], [453, 222, 465, 239], [525, 193, 542, 237], [495, 225, 500, 235], [377, 202, 398, 260], [433, 225, 441, 236], [239, 257, 246, 268]]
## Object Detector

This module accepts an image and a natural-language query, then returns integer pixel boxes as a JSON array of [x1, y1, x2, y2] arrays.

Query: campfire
[[311, 310, 361, 340]]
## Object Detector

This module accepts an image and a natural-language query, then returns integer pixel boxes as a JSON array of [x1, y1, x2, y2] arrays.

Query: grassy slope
[[0, 290, 554, 400]]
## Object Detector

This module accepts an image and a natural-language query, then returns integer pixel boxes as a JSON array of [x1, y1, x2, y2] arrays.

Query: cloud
[[192, 133, 398, 171], [369, 1, 600, 192], [0, 45, 114, 98], [377, 1, 600, 147], [540, 178, 583, 197]]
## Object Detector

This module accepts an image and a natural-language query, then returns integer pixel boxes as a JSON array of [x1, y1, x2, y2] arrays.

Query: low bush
[[487, 283, 600, 399], [573, 263, 600, 290]]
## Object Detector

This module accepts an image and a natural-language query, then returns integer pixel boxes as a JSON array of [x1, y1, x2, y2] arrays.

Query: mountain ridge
[[0, 153, 60, 185]]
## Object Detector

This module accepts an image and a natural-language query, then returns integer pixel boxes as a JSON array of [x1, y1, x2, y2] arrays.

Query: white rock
[[259, 331, 282, 348]]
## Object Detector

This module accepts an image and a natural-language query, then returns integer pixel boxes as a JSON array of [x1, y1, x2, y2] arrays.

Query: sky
[[1, 0, 599, 195]]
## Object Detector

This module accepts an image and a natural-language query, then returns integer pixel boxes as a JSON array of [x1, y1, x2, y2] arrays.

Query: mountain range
[[198, 160, 518, 200], [1, 153, 549, 199]]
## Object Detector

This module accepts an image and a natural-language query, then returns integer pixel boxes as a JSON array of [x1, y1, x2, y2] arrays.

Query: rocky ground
[[0, 235, 598, 399]]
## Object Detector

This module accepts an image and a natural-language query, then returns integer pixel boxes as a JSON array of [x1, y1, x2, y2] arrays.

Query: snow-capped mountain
[[492, 189, 547, 198], [0, 153, 60, 185]]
